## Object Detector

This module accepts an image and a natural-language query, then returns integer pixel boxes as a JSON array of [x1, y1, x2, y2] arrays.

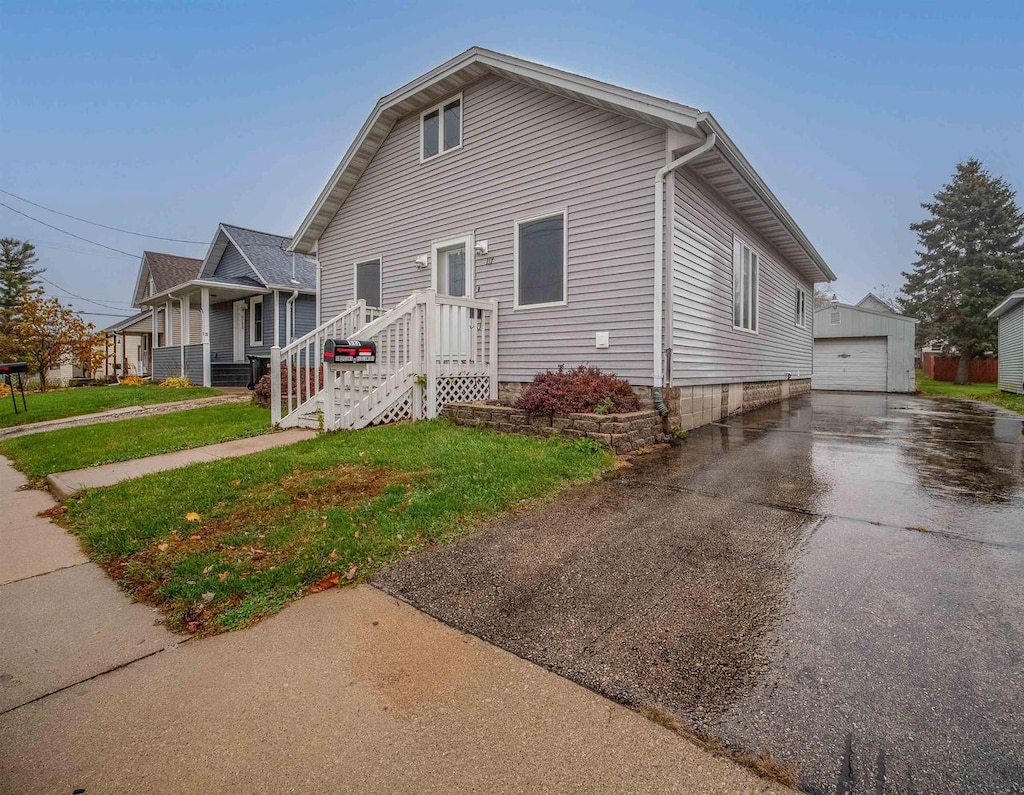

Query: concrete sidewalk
[[0, 585, 788, 794], [0, 392, 248, 441], [47, 428, 316, 498], [0, 458, 179, 714]]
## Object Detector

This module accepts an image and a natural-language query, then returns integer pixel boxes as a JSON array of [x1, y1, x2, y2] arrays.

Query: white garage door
[[813, 337, 888, 392]]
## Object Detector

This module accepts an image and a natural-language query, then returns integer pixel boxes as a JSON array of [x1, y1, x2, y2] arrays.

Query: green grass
[[0, 403, 271, 478], [0, 384, 224, 428], [916, 370, 1024, 415], [58, 420, 613, 635]]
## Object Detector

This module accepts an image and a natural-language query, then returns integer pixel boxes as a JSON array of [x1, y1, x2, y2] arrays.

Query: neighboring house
[[103, 309, 153, 379], [274, 47, 836, 432], [857, 293, 898, 314], [812, 297, 917, 393], [136, 224, 317, 386], [989, 289, 1024, 394]]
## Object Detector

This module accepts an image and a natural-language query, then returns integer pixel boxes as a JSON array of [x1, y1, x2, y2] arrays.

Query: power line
[[79, 311, 133, 318], [39, 275, 136, 312], [0, 202, 140, 258], [0, 188, 207, 244]]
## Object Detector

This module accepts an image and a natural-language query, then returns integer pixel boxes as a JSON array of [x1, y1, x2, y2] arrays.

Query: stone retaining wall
[[442, 402, 664, 454]]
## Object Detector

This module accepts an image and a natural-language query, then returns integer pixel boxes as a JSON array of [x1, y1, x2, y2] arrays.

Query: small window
[[795, 287, 808, 328], [830, 309, 842, 326], [732, 238, 759, 332], [515, 211, 567, 309], [421, 94, 462, 161], [250, 295, 263, 346], [355, 258, 382, 308]]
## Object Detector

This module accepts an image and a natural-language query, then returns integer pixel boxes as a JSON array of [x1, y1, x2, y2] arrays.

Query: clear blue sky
[[2, 0, 1021, 322]]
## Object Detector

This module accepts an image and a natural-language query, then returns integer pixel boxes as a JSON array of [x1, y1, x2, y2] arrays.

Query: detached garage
[[813, 300, 917, 393], [989, 289, 1024, 394]]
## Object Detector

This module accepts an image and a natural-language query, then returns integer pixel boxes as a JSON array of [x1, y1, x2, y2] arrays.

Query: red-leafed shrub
[[252, 374, 272, 408], [514, 365, 640, 417]]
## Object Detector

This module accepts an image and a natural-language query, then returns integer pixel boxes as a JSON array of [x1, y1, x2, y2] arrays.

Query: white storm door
[[232, 301, 246, 362], [431, 236, 474, 361]]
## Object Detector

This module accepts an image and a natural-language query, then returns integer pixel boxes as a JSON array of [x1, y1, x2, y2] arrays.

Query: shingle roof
[[221, 224, 316, 290], [144, 251, 203, 292], [104, 308, 153, 333]]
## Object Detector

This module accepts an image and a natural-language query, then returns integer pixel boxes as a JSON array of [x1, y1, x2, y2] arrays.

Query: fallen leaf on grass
[[218, 571, 230, 581], [231, 479, 241, 487], [344, 564, 358, 581], [309, 571, 340, 593], [157, 542, 169, 552], [201, 592, 214, 602], [328, 549, 339, 561], [185, 512, 202, 523], [189, 534, 202, 541]]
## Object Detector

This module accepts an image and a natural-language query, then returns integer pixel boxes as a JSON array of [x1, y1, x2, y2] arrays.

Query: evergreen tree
[[902, 159, 1024, 383], [0, 238, 44, 359]]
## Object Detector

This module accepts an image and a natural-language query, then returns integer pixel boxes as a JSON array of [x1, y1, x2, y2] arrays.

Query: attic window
[[421, 95, 462, 161]]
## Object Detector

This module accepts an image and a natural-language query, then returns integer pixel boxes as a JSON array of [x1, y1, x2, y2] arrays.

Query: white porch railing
[[272, 290, 497, 431], [271, 300, 385, 425]]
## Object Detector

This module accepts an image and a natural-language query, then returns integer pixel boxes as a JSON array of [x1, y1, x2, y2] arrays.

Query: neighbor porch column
[[201, 288, 211, 387]]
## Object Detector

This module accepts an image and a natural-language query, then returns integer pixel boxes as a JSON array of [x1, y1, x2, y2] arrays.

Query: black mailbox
[[324, 339, 376, 365]]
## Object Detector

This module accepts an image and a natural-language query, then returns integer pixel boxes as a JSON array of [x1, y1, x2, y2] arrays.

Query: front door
[[431, 236, 474, 360], [232, 301, 246, 362]]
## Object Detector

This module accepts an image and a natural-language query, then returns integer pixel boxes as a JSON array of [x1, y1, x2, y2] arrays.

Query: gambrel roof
[[289, 46, 836, 283]]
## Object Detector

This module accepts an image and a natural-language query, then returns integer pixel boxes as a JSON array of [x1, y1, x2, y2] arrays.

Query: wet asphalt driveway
[[376, 392, 1024, 794]]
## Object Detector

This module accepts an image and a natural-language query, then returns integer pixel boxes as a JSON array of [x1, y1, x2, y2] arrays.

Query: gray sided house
[[989, 289, 1024, 394], [103, 309, 154, 379], [276, 47, 836, 432], [812, 298, 917, 393], [136, 225, 317, 386]]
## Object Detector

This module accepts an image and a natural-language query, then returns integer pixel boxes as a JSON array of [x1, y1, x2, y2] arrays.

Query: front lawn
[[0, 383, 224, 428], [916, 371, 1024, 415], [58, 421, 612, 635], [0, 403, 271, 479]]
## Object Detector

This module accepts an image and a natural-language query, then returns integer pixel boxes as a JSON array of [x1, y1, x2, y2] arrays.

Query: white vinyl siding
[[318, 74, 664, 384], [813, 337, 888, 392], [514, 210, 567, 309], [997, 304, 1024, 394], [671, 171, 814, 386]]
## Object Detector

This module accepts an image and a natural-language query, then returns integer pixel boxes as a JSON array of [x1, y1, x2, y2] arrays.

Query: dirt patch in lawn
[[106, 464, 410, 635]]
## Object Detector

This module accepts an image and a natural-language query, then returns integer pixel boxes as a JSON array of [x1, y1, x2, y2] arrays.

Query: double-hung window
[[795, 286, 808, 328], [354, 258, 382, 308], [514, 210, 567, 309], [732, 237, 759, 332], [250, 295, 263, 346], [421, 94, 462, 161]]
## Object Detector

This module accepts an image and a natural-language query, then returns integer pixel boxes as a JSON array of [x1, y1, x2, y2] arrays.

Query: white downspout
[[652, 132, 717, 414]]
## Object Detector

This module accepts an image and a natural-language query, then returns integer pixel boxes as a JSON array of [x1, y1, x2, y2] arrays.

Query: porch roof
[[138, 275, 276, 306], [104, 309, 153, 334]]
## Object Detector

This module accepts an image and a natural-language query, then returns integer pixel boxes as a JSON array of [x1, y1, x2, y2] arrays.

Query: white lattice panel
[[436, 376, 490, 410], [369, 387, 414, 426]]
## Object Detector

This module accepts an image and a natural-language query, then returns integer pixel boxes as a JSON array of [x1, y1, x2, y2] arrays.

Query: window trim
[[731, 236, 760, 335], [795, 285, 809, 329], [352, 256, 384, 309], [250, 295, 264, 347], [513, 209, 569, 311], [419, 93, 463, 163]]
